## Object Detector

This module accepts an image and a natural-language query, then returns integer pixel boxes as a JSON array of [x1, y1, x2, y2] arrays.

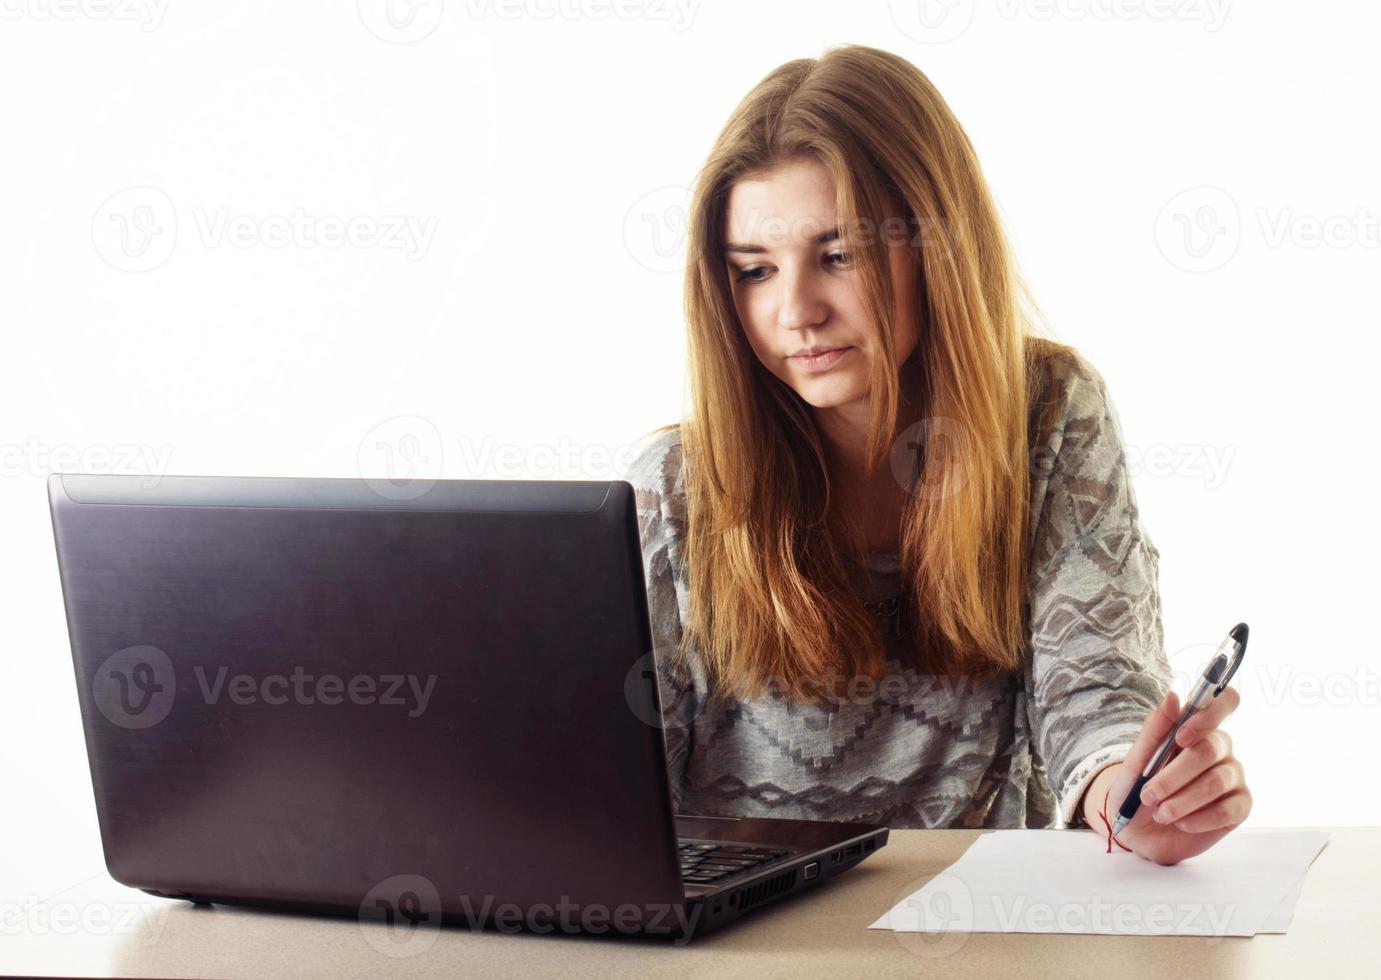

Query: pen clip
[[1212, 622, 1249, 696]]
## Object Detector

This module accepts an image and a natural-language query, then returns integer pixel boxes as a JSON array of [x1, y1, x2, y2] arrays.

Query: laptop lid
[[48, 472, 688, 932]]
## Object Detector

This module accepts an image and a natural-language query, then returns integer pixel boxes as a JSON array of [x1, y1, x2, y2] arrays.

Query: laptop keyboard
[[677, 841, 788, 885]]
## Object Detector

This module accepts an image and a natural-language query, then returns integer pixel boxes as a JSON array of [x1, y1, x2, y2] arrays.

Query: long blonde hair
[[672, 44, 1069, 702]]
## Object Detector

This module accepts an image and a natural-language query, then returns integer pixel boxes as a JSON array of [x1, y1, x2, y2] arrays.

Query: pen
[[1111, 622, 1249, 838]]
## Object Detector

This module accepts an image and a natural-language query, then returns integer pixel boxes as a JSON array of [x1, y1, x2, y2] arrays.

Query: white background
[[3, 0, 1378, 916]]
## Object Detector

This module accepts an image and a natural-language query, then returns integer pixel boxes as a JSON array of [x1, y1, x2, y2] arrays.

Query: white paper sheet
[[870, 829, 1329, 937]]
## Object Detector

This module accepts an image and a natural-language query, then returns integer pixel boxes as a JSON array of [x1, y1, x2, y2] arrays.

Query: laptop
[[47, 472, 887, 943]]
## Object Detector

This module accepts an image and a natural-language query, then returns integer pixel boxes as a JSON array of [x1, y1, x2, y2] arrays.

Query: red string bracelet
[[1097, 782, 1133, 854]]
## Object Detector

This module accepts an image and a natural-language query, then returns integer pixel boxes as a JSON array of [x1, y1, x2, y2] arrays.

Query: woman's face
[[723, 157, 920, 416]]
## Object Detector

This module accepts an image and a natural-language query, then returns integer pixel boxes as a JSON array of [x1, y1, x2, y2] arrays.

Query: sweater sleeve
[[622, 425, 699, 812], [1024, 357, 1173, 828]]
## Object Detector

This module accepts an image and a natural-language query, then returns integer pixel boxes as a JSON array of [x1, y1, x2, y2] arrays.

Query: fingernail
[[1142, 790, 1159, 806], [1153, 807, 1170, 823]]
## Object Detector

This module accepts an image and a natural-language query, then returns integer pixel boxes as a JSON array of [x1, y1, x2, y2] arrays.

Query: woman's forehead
[[724, 171, 839, 251]]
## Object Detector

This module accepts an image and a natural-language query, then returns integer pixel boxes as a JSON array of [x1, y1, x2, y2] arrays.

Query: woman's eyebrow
[[724, 226, 840, 255]]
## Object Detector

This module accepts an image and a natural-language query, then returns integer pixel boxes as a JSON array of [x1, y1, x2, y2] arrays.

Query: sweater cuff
[[1060, 741, 1136, 828]]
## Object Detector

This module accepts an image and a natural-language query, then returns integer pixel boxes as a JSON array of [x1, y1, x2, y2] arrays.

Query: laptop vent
[[735, 868, 798, 911]]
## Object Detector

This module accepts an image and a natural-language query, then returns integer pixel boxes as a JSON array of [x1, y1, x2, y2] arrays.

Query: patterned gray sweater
[[622, 349, 1173, 830]]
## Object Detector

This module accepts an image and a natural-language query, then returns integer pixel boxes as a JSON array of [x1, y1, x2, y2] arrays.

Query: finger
[[1122, 688, 1181, 778], [1148, 759, 1244, 826], [1174, 685, 1241, 748], [1142, 729, 1233, 805], [1163, 788, 1253, 834]]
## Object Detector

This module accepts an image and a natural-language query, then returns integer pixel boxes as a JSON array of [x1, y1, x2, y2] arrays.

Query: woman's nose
[[776, 265, 829, 331]]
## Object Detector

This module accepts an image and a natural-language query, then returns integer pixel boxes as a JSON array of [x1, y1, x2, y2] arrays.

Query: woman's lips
[[790, 346, 854, 371]]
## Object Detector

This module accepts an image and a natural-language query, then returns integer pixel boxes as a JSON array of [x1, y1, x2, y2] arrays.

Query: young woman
[[626, 45, 1250, 865]]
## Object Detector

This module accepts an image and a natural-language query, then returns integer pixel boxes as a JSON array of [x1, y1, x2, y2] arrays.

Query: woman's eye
[[734, 252, 850, 284]]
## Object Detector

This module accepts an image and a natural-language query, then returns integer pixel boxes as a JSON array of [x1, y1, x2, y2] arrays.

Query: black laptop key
[[707, 852, 769, 864], [676, 839, 798, 884]]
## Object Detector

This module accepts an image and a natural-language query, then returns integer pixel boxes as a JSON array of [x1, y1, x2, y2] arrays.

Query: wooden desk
[[4, 827, 1370, 978]]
